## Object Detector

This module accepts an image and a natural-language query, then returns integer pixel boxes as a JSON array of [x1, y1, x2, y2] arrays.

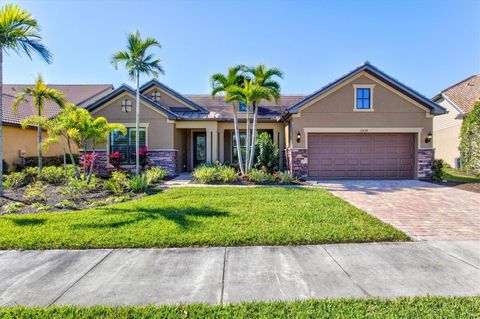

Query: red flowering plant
[[108, 151, 124, 169], [133, 146, 150, 170], [80, 152, 99, 172]]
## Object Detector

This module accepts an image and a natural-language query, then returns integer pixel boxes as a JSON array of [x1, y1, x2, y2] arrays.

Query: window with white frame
[[151, 90, 161, 102], [354, 85, 375, 110], [110, 128, 146, 164]]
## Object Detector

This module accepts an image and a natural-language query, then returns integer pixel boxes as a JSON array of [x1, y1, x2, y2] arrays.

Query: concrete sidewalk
[[0, 241, 478, 306]]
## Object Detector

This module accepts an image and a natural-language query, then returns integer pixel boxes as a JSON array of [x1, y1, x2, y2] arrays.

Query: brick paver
[[312, 180, 480, 241]]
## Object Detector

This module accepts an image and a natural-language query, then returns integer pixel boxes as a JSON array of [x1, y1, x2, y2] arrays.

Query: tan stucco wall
[[432, 98, 463, 167], [2, 125, 76, 170], [289, 73, 434, 149], [91, 92, 175, 150], [142, 85, 196, 110]]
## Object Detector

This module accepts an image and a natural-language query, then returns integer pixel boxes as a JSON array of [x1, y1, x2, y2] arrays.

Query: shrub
[[111, 171, 128, 185], [55, 199, 77, 209], [2, 159, 8, 174], [247, 169, 275, 184], [459, 101, 480, 175], [22, 166, 39, 182], [104, 179, 124, 195], [23, 182, 48, 203], [277, 171, 294, 184], [3, 171, 29, 189], [4, 202, 25, 214], [218, 166, 237, 183], [432, 159, 445, 182], [108, 151, 124, 169], [59, 179, 90, 202], [80, 152, 99, 173], [132, 146, 150, 170], [254, 132, 279, 172], [127, 174, 150, 193], [146, 167, 168, 183], [16, 154, 79, 171], [39, 166, 66, 185], [31, 203, 52, 212]]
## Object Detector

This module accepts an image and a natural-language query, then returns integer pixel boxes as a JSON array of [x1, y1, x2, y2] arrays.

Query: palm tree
[[246, 65, 283, 171], [226, 80, 271, 173], [211, 65, 248, 175], [111, 31, 164, 175], [0, 4, 52, 195], [13, 74, 65, 173]]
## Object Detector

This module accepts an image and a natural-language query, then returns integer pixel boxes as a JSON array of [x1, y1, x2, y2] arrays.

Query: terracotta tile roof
[[184, 94, 306, 120], [2, 84, 113, 125], [438, 75, 480, 113]]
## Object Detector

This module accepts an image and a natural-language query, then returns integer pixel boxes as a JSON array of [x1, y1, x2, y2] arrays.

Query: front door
[[193, 132, 206, 167]]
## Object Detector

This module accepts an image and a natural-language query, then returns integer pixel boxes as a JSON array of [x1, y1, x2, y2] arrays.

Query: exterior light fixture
[[296, 131, 301, 143], [425, 132, 432, 143], [121, 99, 132, 113]]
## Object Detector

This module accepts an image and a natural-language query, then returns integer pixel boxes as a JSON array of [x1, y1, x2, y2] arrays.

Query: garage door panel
[[308, 133, 414, 179]]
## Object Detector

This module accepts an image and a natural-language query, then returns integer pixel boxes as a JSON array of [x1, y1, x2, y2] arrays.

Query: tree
[[23, 103, 126, 183], [12, 74, 65, 173], [246, 65, 283, 171], [459, 100, 480, 175], [111, 31, 164, 175], [0, 3, 51, 195], [210, 65, 248, 175]]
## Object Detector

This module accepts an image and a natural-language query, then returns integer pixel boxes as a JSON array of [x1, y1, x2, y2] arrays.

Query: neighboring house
[[85, 62, 445, 179], [1, 84, 113, 169], [432, 75, 480, 168]]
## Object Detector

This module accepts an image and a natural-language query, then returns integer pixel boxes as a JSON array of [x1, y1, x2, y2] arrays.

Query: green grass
[[443, 167, 480, 183], [0, 297, 477, 319], [0, 187, 409, 249]]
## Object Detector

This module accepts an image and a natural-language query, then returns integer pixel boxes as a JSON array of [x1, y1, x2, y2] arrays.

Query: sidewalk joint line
[[47, 249, 114, 306], [322, 246, 371, 297], [220, 247, 227, 304], [429, 244, 479, 270]]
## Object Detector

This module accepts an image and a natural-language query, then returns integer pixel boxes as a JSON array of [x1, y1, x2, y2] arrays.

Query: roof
[[433, 75, 480, 114], [285, 61, 447, 116], [85, 84, 179, 120], [140, 79, 208, 113], [182, 95, 305, 120], [2, 84, 113, 126]]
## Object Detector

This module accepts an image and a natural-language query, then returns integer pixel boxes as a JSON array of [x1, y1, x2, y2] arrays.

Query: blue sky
[[5, 0, 480, 97]]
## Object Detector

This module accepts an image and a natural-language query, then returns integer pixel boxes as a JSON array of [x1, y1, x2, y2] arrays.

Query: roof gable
[[433, 75, 480, 114], [84, 84, 178, 120], [286, 62, 446, 115], [140, 79, 208, 113]]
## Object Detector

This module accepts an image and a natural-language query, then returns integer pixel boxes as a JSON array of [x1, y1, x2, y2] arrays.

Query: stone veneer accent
[[149, 150, 177, 176], [287, 148, 308, 179], [417, 149, 434, 180]]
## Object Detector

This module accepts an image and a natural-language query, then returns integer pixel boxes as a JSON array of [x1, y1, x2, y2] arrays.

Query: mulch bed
[[434, 181, 480, 194]]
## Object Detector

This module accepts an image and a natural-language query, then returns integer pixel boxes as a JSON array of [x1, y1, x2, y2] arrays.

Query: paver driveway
[[312, 180, 480, 241]]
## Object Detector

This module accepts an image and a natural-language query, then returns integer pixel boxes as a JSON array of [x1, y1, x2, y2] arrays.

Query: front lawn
[[0, 297, 478, 319], [442, 167, 480, 183], [0, 187, 409, 249]]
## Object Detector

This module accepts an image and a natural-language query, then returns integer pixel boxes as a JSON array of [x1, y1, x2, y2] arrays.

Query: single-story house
[[1, 84, 113, 169], [84, 62, 446, 179], [432, 75, 480, 168]]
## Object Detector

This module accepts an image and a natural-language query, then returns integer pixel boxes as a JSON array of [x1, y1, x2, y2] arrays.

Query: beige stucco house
[[85, 62, 445, 179], [1, 84, 113, 170], [432, 75, 480, 167]]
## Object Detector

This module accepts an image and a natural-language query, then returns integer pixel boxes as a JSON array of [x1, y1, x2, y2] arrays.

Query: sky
[[4, 0, 480, 97]]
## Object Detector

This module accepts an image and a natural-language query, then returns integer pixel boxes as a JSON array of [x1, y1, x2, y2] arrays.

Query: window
[[356, 88, 371, 109], [232, 130, 273, 162], [110, 128, 146, 165], [455, 157, 462, 169], [239, 101, 248, 112], [151, 90, 161, 102]]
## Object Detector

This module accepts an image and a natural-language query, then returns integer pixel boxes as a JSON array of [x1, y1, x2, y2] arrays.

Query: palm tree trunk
[[232, 104, 245, 175], [87, 150, 96, 184], [37, 107, 43, 173], [67, 138, 81, 180], [0, 47, 3, 196], [248, 101, 259, 171], [135, 71, 140, 176], [245, 105, 251, 174]]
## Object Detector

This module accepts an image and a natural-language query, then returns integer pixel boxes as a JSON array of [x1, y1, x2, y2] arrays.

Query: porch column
[[206, 128, 219, 163], [219, 129, 225, 163]]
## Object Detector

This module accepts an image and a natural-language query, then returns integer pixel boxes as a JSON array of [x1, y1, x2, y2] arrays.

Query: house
[[432, 75, 480, 168], [1, 84, 113, 169], [85, 62, 446, 179]]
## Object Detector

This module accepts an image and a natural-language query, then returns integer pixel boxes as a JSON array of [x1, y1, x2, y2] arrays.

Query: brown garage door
[[308, 133, 414, 179]]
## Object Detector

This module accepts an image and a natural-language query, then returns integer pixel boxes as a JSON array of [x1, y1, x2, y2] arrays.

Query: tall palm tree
[[13, 74, 65, 173], [246, 65, 283, 171], [226, 80, 271, 173], [0, 4, 51, 195], [211, 65, 248, 175], [111, 31, 164, 175]]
